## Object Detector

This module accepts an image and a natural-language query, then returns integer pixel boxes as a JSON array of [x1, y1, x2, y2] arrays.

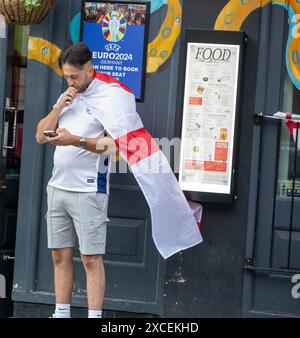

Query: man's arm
[[36, 87, 78, 144], [45, 128, 118, 155], [36, 107, 62, 144]]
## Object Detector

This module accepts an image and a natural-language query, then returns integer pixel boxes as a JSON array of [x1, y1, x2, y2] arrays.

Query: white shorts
[[46, 185, 109, 255]]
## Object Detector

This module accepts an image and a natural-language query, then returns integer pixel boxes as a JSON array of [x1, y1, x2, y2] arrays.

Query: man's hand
[[45, 128, 117, 155], [54, 87, 78, 110], [45, 128, 78, 146]]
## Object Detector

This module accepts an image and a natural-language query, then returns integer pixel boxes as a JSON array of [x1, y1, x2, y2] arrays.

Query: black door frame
[[242, 4, 300, 317]]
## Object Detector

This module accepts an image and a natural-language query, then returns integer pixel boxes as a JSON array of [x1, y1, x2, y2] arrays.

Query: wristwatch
[[78, 137, 86, 149]]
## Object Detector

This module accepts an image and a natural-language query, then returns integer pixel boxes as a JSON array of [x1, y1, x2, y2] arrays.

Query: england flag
[[82, 71, 203, 259], [274, 112, 300, 149]]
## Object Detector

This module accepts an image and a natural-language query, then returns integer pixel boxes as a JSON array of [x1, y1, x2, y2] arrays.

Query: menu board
[[179, 36, 244, 200]]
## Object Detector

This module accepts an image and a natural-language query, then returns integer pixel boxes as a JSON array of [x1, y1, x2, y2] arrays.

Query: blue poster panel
[[81, 1, 150, 101]]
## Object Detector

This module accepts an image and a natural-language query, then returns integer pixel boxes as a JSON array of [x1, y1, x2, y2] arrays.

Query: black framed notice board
[[178, 29, 247, 204]]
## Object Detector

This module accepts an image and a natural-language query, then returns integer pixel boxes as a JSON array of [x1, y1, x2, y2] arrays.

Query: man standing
[[36, 41, 202, 318], [36, 43, 118, 318]]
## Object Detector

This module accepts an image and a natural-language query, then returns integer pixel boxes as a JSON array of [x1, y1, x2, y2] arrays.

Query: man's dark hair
[[58, 42, 93, 69]]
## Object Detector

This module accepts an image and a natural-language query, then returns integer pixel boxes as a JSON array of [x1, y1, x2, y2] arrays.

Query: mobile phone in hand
[[43, 130, 58, 137]]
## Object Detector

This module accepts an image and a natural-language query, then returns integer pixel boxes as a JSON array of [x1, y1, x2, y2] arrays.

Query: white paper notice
[[179, 43, 240, 194]]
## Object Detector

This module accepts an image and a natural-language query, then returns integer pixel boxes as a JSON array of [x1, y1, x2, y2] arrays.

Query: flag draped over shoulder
[[83, 71, 203, 259]]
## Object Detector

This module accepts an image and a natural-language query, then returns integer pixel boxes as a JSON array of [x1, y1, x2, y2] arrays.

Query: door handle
[[0, 180, 7, 192], [2, 107, 17, 151], [1, 250, 15, 261], [2, 255, 15, 261]]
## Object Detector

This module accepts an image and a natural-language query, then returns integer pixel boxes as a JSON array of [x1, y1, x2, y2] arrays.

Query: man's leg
[[52, 248, 74, 317], [81, 254, 105, 316], [71, 192, 108, 317]]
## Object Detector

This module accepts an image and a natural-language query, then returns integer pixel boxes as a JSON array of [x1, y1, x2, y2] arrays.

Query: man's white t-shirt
[[48, 92, 111, 193]]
